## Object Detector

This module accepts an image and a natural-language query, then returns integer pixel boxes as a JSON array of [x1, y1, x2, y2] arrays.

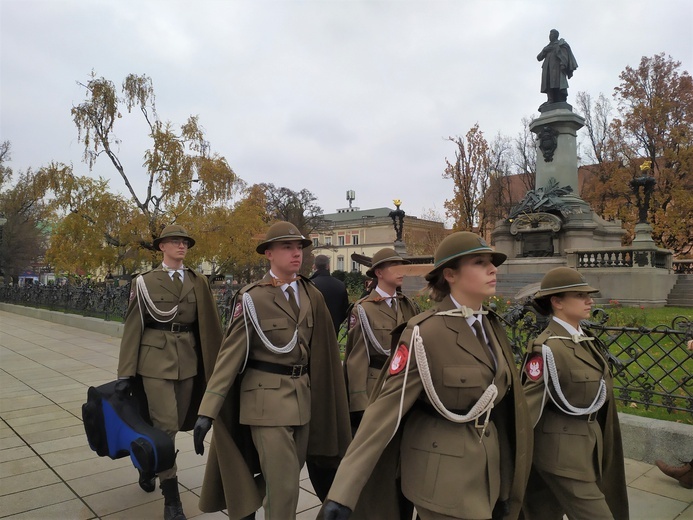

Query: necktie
[[285, 285, 300, 319], [472, 319, 495, 367], [172, 271, 183, 293]]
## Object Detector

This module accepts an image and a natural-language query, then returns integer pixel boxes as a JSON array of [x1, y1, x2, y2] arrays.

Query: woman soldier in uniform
[[321, 232, 532, 520], [521, 267, 629, 520]]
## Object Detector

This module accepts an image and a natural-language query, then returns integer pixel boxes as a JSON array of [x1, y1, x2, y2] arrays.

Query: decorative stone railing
[[568, 247, 673, 270]]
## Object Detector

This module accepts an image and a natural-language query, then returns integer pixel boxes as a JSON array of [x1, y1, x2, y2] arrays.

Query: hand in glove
[[114, 378, 132, 398], [193, 416, 213, 455], [322, 500, 352, 520]]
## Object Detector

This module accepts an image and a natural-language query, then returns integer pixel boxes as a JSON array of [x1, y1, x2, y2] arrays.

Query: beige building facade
[[310, 207, 445, 273]]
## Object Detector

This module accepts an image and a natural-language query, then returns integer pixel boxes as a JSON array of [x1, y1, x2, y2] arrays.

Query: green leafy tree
[[0, 143, 52, 281], [44, 72, 240, 275]]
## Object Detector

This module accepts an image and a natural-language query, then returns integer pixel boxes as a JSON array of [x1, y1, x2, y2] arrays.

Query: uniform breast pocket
[[570, 369, 602, 406], [260, 317, 291, 344], [186, 291, 197, 304], [240, 372, 282, 418], [443, 366, 484, 410], [154, 293, 177, 311], [141, 328, 165, 349]]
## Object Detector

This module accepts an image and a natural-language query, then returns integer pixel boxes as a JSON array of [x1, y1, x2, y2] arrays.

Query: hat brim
[[425, 250, 507, 281], [387, 264, 435, 277], [256, 237, 313, 254], [365, 257, 411, 278], [533, 284, 599, 299]]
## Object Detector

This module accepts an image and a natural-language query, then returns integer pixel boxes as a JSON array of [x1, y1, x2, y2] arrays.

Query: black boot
[[160, 477, 186, 520]]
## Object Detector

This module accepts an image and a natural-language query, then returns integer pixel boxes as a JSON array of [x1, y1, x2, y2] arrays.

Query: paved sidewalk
[[1, 310, 691, 519]]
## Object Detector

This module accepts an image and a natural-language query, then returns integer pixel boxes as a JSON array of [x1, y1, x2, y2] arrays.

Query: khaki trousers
[[141, 376, 193, 481], [523, 468, 614, 520], [250, 424, 310, 520]]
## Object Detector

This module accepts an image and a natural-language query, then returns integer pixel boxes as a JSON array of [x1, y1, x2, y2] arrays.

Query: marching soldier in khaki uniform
[[344, 248, 419, 430], [322, 232, 532, 520], [117, 224, 223, 520], [521, 267, 629, 520], [193, 221, 351, 520]]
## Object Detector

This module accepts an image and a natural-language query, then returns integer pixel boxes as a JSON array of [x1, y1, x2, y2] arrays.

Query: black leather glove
[[492, 499, 510, 520], [193, 416, 213, 455], [322, 500, 352, 520], [114, 378, 132, 398]]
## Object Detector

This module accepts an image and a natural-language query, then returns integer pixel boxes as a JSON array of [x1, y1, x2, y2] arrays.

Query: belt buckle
[[171, 323, 182, 333], [290, 365, 304, 378]]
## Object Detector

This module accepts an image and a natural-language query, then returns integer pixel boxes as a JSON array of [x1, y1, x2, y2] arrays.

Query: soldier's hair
[[314, 255, 330, 270], [426, 257, 464, 302]]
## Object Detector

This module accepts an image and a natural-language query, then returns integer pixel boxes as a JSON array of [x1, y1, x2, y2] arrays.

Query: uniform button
[[432, 442, 438, 448], [460, 378, 466, 383], [258, 383, 263, 387], [485, 430, 491, 437], [585, 375, 589, 379], [562, 426, 568, 432]]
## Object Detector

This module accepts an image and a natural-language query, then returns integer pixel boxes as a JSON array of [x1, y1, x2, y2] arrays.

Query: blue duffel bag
[[82, 380, 175, 475]]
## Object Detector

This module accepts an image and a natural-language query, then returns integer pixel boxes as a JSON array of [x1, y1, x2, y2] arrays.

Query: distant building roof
[[321, 207, 394, 223]]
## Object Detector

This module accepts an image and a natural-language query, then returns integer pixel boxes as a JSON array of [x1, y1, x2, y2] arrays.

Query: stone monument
[[389, 199, 407, 255], [492, 28, 624, 269]]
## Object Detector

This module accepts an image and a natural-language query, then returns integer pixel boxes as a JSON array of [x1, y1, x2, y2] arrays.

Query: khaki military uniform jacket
[[117, 267, 222, 430], [343, 292, 419, 412], [521, 319, 629, 520], [197, 274, 351, 519], [325, 296, 532, 520]]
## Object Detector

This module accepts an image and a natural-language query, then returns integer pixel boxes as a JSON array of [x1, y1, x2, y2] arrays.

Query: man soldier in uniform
[[193, 221, 351, 520], [343, 248, 419, 431], [116, 224, 223, 520]]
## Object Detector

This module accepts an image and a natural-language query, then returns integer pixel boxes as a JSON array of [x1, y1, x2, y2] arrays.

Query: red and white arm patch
[[349, 313, 357, 328], [389, 343, 409, 375], [524, 353, 543, 381], [232, 302, 243, 319]]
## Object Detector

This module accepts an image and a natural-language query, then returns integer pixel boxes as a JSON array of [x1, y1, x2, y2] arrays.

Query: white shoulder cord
[[412, 325, 498, 440], [356, 304, 390, 360], [241, 292, 298, 355], [542, 344, 607, 415], [135, 276, 179, 330]]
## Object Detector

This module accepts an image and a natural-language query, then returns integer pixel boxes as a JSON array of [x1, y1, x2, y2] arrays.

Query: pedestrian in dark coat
[[310, 254, 350, 333]]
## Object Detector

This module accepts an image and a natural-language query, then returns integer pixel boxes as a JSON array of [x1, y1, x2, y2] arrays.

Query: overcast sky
[[2, 0, 692, 222]]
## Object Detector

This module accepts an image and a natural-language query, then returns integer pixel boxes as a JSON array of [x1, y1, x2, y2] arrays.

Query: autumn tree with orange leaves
[[579, 54, 693, 256]]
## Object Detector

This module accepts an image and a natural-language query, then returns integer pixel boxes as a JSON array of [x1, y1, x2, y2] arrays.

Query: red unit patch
[[233, 302, 243, 319], [389, 343, 409, 375], [525, 353, 543, 381], [349, 313, 357, 328]]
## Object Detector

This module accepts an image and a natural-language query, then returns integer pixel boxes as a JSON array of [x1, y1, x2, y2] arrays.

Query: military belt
[[247, 359, 309, 378], [547, 403, 598, 422], [147, 322, 194, 333]]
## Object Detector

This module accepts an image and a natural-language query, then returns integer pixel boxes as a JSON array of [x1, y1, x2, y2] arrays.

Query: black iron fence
[[499, 304, 693, 417], [1, 283, 691, 416]]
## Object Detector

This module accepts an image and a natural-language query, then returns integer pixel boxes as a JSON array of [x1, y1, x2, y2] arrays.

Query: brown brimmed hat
[[153, 224, 195, 249], [365, 248, 410, 278], [424, 232, 506, 282], [533, 267, 598, 299], [256, 221, 312, 254]]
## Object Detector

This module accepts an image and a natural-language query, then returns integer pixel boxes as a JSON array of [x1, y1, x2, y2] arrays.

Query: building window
[[351, 260, 359, 272], [313, 237, 319, 247], [325, 236, 332, 246], [338, 235, 345, 246], [352, 234, 359, 245], [337, 256, 345, 271]]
